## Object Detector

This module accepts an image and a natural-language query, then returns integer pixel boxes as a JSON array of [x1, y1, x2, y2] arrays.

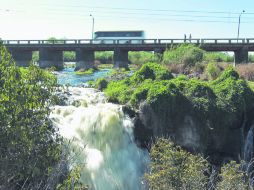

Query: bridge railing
[[2, 38, 254, 45], [246, 38, 254, 43], [158, 39, 201, 44], [200, 38, 246, 44]]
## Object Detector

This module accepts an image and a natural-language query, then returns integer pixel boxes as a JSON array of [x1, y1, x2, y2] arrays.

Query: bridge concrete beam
[[39, 49, 63, 70], [9, 49, 32, 67], [114, 49, 129, 69], [75, 48, 94, 71], [234, 47, 249, 64]]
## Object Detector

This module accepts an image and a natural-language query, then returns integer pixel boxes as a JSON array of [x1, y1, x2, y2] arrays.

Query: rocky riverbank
[[102, 62, 254, 165]]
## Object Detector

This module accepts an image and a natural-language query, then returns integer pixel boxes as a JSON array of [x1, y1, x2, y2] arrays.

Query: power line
[[24, 8, 254, 20], [23, 2, 254, 15], [2, 3, 254, 24]]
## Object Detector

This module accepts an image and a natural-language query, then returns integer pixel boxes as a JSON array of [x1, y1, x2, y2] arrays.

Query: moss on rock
[[104, 63, 254, 163]]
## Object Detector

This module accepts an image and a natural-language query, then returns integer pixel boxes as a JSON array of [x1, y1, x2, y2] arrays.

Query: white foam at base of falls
[[50, 87, 149, 190]]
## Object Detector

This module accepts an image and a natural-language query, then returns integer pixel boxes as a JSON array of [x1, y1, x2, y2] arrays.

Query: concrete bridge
[[2, 38, 254, 70]]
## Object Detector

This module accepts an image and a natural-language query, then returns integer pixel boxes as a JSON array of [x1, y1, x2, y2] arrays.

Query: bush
[[205, 62, 222, 80], [95, 78, 108, 91], [145, 138, 209, 190], [64, 51, 75, 62], [204, 52, 233, 62], [57, 167, 89, 190], [217, 161, 248, 190], [105, 63, 174, 104], [0, 45, 63, 189], [145, 138, 254, 190], [105, 78, 133, 104], [95, 51, 113, 64], [129, 51, 160, 65], [131, 62, 173, 83], [163, 44, 204, 66], [249, 54, 254, 63]]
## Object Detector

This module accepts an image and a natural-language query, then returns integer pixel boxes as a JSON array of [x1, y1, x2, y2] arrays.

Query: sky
[[0, 0, 254, 40]]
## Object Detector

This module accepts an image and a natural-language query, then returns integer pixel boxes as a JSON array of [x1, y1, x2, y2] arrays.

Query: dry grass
[[165, 63, 188, 74], [236, 64, 254, 81]]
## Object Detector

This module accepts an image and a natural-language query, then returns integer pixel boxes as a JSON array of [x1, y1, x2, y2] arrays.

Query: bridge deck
[[2, 38, 254, 51]]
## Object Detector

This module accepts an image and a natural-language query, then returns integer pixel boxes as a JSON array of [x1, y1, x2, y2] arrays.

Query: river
[[50, 67, 149, 190], [56, 67, 111, 86]]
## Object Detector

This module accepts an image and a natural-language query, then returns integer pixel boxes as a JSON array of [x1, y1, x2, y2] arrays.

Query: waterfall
[[50, 87, 149, 190], [244, 126, 254, 162]]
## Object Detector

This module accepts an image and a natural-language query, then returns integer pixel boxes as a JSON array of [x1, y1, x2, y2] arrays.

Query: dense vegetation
[[105, 63, 254, 136], [104, 62, 254, 115], [145, 138, 253, 190], [100, 44, 254, 189], [0, 45, 84, 189], [3, 39, 254, 189]]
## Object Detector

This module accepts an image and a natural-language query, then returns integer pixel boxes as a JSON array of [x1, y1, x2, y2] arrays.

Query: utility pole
[[237, 10, 245, 42], [90, 14, 94, 40], [234, 10, 245, 67]]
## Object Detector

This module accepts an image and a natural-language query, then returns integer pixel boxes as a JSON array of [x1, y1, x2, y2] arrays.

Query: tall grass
[[204, 52, 233, 62], [129, 51, 160, 65]]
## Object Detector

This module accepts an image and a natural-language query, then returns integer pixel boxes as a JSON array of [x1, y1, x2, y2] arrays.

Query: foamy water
[[50, 87, 149, 190]]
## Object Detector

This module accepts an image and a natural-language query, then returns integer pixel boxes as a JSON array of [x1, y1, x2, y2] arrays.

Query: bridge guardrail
[[2, 38, 254, 45]]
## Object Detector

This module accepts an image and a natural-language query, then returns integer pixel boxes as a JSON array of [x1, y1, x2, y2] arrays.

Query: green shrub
[[57, 167, 89, 190], [205, 62, 222, 80], [163, 44, 204, 66], [95, 51, 113, 64], [105, 78, 133, 103], [32, 51, 39, 63], [212, 66, 239, 83], [128, 51, 160, 65], [131, 62, 173, 83], [0, 45, 63, 189], [217, 161, 248, 190], [130, 79, 153, 104], [249, 54, 254, 63], [64, 51, 75, 62], [145, 138, 209, 190], [105, 63, 174, 104], [95, 78, 108, 91], [204, 52, 233, 62], [145, 139, 253, 190]]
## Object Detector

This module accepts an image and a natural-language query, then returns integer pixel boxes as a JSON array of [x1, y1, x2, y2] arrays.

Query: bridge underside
[[9, 49, 32, 67], [234, 47, 248, 63], [75, 49, 94, 71], [113, 49, 129, 69], [5, 42, 254, 69], [39, 49, 63, 70]]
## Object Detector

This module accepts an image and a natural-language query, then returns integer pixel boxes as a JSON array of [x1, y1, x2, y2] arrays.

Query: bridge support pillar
[[154, 48, 164, 61], [9, 49, 32, 67], [235, 47, 248, 64], [39, 49, 63, 70], [114, 49, 129, 69], [75, 49, 94, 71]]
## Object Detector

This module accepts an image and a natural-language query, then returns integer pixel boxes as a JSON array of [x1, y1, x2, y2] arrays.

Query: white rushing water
[[244, 126, 254, 162], [50, 87, 149, 190]]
